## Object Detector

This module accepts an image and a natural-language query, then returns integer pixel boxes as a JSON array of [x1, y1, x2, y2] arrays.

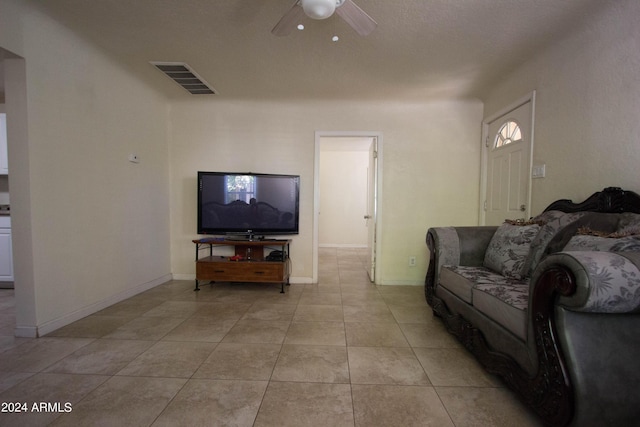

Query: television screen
[[197, 171, 300, 236]]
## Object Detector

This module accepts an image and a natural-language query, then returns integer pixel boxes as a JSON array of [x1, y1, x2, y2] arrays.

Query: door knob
[[520, 204, 526, 212], [364, 215, 371, 219]]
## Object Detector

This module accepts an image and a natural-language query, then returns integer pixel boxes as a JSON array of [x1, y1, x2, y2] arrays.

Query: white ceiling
[[15, 0, 613, 101]]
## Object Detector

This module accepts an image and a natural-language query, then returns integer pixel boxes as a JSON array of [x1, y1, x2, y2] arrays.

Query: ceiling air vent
[[150, 62, 216, 95]]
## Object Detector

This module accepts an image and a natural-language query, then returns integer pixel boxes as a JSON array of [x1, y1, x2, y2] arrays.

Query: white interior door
[[366, 138, 378, 281], [484, 98, 534, 225]]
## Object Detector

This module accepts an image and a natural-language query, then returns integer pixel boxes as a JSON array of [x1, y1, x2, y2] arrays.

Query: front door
[[483, 99, 533, 225]]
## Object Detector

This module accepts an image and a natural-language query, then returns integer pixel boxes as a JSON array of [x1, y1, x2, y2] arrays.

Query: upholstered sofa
[[425, 187, 640, 426]]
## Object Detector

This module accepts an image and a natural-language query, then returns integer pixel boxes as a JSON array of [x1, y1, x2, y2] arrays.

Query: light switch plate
[[532, 164, 546, 178]]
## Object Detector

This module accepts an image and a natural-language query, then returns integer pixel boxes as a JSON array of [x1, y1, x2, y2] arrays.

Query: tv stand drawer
[[196, 258, 288, 283]]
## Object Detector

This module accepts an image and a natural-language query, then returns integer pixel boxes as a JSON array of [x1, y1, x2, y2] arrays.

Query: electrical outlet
[[409, 256, 417, 267]]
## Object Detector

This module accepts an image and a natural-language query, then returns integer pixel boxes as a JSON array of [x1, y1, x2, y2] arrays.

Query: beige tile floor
[[0, 247, 542, 426]]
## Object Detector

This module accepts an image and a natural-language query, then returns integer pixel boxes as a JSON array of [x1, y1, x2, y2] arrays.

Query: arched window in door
[[494, 120, 522, 148]]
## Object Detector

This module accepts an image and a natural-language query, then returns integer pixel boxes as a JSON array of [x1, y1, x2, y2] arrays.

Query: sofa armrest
[[427, 227, 460, 279], [427, 226, 498, 270], [425, 226, 497, 306], [531, 251, 640, 313]]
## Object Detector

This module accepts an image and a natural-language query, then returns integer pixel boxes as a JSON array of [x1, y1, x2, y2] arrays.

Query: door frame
[[313, 130, 383, 284], [479, 91, 536, 225]]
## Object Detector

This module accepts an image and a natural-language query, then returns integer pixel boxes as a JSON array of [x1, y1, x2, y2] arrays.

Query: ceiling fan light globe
[[301, 0, 336, 20]]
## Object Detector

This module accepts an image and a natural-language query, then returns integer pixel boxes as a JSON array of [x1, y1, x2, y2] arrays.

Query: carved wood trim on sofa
[[544, 186, 640, 214]]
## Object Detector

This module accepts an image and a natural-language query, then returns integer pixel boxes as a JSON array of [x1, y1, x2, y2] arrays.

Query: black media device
[[266, 250, 285, 261], [197, 171, 300, 238]]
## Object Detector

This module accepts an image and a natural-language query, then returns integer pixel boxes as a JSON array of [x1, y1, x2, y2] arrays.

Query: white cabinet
[[0, 217, 13, 281], [0, 113, 7, 175]]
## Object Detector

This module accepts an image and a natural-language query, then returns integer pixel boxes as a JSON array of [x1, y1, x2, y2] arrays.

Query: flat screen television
[[197, 171, 300, 237]]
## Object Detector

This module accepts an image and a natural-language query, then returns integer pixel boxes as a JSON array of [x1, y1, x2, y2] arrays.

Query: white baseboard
[[21, 273, 173, 337], [319, 244, 367, 248], [376, 280, 424, 286], [14, 325, 38, 338], [172, 274, 196, 281]]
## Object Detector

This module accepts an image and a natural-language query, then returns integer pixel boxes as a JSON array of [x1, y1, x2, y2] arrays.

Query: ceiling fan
[[272, 0, 377, 37]]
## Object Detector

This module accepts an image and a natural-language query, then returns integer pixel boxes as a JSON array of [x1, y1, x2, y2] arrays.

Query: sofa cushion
[[564, 234, 640, 252], [472, 281, 529, 340], [547, 213, 622, 250], [439, 266, 476, 303], [440, 265, 527, 303], [522, 211, 589, 278], [616, 212, 640, 234], [483, 222, 541, 279]]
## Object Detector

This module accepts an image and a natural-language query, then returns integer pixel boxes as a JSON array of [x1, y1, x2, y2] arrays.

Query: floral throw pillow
[[483, 223, 541, 279]]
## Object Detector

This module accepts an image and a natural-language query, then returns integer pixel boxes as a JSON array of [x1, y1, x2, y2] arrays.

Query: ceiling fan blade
[[335, 0, 377, 36], [272, 1, 305, 36]]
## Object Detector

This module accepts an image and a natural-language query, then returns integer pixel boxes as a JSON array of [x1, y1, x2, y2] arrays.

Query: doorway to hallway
[[313, 132, 382, 284]]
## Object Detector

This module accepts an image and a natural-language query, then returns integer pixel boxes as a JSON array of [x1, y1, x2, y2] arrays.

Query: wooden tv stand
[[192, 238, 291, 293]]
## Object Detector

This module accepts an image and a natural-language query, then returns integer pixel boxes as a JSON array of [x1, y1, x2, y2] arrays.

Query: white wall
[[319, 147, 368, 247], [1, 0, 171, 335], [169, 99, 483, 285], [481, 0, 640, 212]]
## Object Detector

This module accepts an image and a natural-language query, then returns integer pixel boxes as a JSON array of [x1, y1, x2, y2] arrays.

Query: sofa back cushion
[[523, 211, 640, 276], [564, 229, 640, 251], [543, 213, 622, 252], [616, 213, 640, 235], [483, 222, 541, 279], [522, 211, 589, 278]]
